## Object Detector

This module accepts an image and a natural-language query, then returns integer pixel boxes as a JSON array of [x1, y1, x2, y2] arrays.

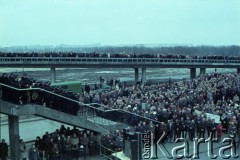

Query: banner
[[195, 109, 221, 124]]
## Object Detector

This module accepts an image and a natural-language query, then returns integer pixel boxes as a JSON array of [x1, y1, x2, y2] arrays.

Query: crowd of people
[[1, 71, 240, 157], [1, 72, 240, 141], [0, 51, 240, 60], [100, 130, 123, 154], [0, 73, 81, 115], [32, 125, 99, 160], [82, 73, 240, 145], [1, 125, 100, 160]]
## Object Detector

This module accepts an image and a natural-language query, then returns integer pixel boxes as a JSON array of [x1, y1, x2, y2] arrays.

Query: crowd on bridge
[[0, 51, 240, 60]]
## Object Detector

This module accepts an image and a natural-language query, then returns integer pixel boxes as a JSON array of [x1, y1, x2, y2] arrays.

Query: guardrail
[[0, 57, 240, 64], [100, 144, 118, 160]]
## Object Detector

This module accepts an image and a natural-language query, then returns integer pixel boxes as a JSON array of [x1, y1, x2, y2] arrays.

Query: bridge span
[[1, 57, 240, 82]]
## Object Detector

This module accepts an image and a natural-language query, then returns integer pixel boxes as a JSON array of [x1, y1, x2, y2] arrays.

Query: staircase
[[0, 100, 109, 134], [77, 105, 129, 132], [0, 82, 159, 134]]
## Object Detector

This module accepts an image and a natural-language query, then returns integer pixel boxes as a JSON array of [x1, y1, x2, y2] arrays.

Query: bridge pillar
[[8, 115, 20, 160], [50, 67, 56, 83], [200, 68, 206, 75], [134, 68, 139, 84], [142, 68, 146, 85], [190, 68, 196, 79], [237, 68, 240, 74]]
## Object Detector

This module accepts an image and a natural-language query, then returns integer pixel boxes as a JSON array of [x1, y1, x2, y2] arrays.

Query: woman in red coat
[[217, 123, 223, 140]]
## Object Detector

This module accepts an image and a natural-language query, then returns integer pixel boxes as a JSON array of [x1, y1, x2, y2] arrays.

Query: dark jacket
[[0, 142, 8, 158]]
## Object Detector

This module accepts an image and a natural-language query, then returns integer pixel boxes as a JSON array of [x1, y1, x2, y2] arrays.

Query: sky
[[0, 0, 239, 47]]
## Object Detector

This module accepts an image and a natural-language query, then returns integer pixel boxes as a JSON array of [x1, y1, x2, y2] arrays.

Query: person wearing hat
[[78, 145, 86, 160]]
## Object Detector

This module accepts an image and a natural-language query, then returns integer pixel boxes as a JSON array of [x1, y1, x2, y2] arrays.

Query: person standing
[[228, 121, 237, 140], [35, 136, 44, 160], [80, 133, 89, 159], [78, 145, 86, 160], [209, 119, 217, 140], [19, 139, 27, 160], [216, 122, 223, 140], [199, 118, 206, 138], [0, 139, 8, 160], [167, 120, 174, 143], [228, 121, 238, 155], [29, 144, 38, 160], [71, 133, 79, 160], [236, 127, 240, 149], [189, 120, 196, 141], [185, 117, 191, 139], [88, 132, 97, 156], [50, 143, 60, 160]]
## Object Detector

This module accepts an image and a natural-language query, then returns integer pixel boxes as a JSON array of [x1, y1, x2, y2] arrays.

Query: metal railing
[[0, 57, 240, 64], [100, 144, 118, 160]]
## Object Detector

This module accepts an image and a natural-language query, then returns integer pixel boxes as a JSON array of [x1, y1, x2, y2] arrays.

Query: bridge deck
[[0, 57, 240, 68]]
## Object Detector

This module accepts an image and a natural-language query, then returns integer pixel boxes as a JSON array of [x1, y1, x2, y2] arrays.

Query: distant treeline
[[1, 45, 240, 56]]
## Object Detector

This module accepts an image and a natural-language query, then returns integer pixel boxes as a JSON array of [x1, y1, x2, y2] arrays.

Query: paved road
[[0, 115, 80, 144], [151, 135, 240, 160]]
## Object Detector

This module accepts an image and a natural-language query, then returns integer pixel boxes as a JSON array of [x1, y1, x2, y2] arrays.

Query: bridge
[[1, 56, 240, 83]]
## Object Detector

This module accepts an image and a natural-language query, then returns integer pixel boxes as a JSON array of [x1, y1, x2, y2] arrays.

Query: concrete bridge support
[[200, 68, 206, 75], [190, 68, 196, 79], [50, 67, 56, 83], [237, 68, 240, 74], [142, 68, 146, 84], [8, 115, 20, 160], [134, 68, 139, 84]]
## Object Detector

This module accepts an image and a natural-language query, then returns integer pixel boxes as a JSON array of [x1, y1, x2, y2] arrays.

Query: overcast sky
[[0, 0, 239, 47]]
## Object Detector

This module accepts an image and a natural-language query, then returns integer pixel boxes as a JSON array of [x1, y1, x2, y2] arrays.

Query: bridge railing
[[0, 57, 240, 64], [99, 144, 118, 160], [0, 83, 161, 126]]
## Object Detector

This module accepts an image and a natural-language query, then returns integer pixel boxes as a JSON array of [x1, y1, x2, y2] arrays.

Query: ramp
[[0, 100, 109, 134]]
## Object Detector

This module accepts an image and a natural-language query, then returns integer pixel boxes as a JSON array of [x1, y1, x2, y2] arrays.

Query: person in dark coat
[[174, 119, 181, 140], [199, 118, 206, 138], [228, 121, 237, 140], [35, 136, 44, 159], [0, 139, 8, 160], [88, 132, 97, 155], [29, 144, 38, 160], [189, 120, 196, 141], [209, 119, 217, 140], [184, 117, 191, 139], [167, 120, 174, 143]]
